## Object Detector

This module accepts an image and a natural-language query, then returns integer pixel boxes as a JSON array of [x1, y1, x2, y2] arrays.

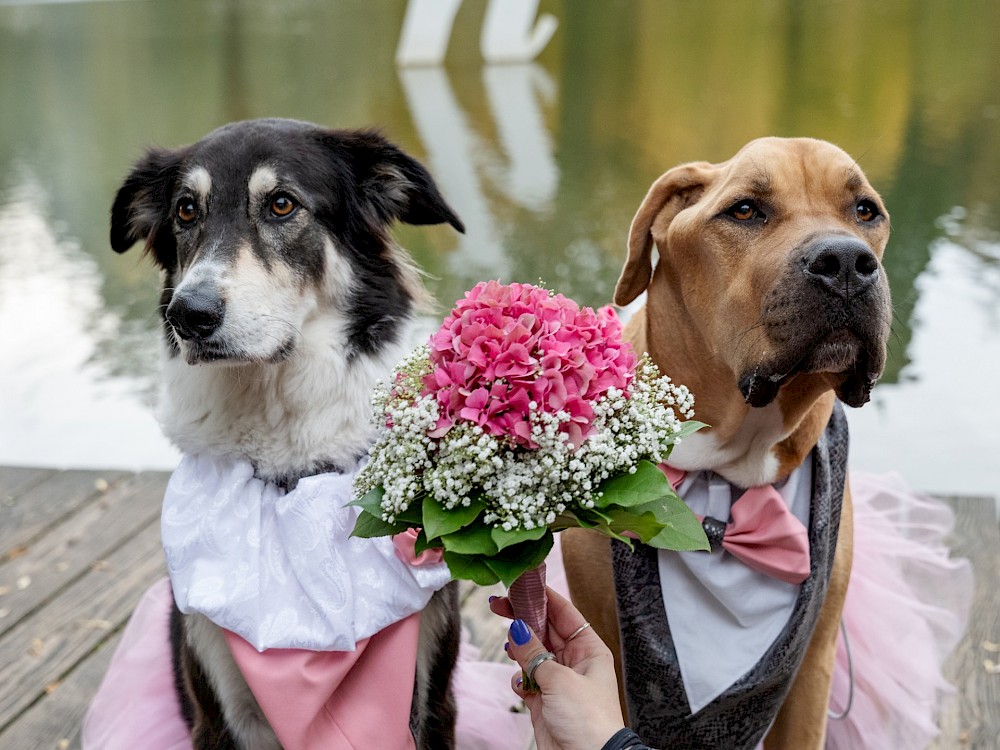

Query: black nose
[[166, 286, 224, 341], [802, 237, 880, 298]]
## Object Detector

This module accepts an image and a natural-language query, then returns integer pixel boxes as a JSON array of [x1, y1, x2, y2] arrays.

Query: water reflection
[[0, 169, 176, 469], [400, 61, 558, 291], [0, 0, 997, 493]]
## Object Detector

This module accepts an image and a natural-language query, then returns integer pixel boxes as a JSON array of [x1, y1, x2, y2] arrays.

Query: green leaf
[[396, 498, 424, 526], [638, 493, 710, 551], [347, 486, 385, 514], [441, 521, 500, 556], [660, 420, 709, 461], [549, 513, 582, 531], [490, 523, 548, 552], [423, 495, 486, 540], [484, 533, 555, 588], [574, 507, 613, 525], [584, 521, 636, 549], [351, 510, 405, 539], [413, 528, 440, 556], [443, 551, 501, 586], [673, 420, 709, 440], [559, 511, 597, 529], [594, 461, 673, 509], [601, 506, 668, 544]]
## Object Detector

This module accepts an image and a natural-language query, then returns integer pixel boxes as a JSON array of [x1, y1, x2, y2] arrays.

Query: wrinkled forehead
[[717, 138, 876, 201]]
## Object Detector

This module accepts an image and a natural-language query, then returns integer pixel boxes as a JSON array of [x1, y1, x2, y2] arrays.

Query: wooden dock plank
[[0, 468, 130, 559], [0, 465, 56, 496], [0, 519, 165, 730], [930, 498, 1000, 750], [0, 471, 167, 637], [0, 631, 123, 750], [0, 465, 995, 749]]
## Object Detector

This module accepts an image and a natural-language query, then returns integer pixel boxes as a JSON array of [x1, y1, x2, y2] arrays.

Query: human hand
[[490, 587, 626, 750]]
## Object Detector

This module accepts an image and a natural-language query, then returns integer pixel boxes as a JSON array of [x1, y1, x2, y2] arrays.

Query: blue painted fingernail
[[516, 676, 523, 687], [504, 642, 510, 653], [488, 595, 498, 603], [510, 619, 531, 646]]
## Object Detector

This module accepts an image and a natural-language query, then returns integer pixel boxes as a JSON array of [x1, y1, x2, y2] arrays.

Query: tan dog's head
[[618, 137, 892, 414]]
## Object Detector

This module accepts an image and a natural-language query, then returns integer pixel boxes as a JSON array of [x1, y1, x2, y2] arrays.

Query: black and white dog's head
[[111, 119, 462, 482], [111, 118, 463, 366]]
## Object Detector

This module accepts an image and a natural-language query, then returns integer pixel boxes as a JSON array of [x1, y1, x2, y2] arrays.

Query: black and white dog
[[110, 119, 464, 749]]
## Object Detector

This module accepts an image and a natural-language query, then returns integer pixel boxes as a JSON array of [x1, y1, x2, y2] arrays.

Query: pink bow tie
[[661, 465, 811, 585]]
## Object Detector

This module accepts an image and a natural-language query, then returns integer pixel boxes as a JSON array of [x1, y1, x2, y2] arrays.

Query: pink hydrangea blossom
[[422, 281, 637, 448]]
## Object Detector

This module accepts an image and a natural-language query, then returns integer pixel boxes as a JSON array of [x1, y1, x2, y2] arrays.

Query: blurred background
[[0, 0, 997, 500]]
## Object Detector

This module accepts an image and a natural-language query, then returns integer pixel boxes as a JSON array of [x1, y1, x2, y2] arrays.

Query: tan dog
[[562, 137, 892, 749]]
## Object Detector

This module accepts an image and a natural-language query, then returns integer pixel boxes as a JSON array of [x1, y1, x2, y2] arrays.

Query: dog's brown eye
[[725, 200, 764, 222], [270, 194, 297, 218], [176, 200, 198, 224], [856, 200, 879, 222]]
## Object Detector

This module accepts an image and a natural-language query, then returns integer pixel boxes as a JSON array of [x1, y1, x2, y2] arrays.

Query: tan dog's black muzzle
[[742, 233, 891, 410], [801, 235, 880, 300]]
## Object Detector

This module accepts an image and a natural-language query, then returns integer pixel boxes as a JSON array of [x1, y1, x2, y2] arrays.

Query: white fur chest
[[156, 317, 407, 481], [668, 403, 787, 487]]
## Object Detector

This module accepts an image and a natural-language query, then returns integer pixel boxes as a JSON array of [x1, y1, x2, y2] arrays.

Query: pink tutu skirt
[[83, 473, 970, 749], [825, 473, 972, 749]]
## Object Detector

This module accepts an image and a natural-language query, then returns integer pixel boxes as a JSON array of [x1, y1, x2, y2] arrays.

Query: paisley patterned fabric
[[612, 402, 849, 749], [161, 453, 451, 651]]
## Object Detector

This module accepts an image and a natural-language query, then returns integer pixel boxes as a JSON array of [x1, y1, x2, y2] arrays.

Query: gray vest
[[612, 402, 849, 749]]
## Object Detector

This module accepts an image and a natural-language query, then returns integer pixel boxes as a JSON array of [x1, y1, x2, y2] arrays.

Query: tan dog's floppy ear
[[615, 162, 715, 306]]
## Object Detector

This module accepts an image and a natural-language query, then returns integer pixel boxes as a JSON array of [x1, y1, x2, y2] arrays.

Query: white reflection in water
[[395, 0, 463, 66], [400, 62, 558, 280], [483, 64, 558, 208], [396, 0, 557, 66], [480, 0, 558, 64], [0, 175, 179, 471], [848, 239, 1000, 499], [400, 65, 508, 279]]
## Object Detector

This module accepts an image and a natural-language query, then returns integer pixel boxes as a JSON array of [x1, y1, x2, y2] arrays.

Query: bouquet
[[352, 281, 708, 659]]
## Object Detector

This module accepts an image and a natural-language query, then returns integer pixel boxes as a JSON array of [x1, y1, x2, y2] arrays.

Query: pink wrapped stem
[[507, 563, 551, 651]]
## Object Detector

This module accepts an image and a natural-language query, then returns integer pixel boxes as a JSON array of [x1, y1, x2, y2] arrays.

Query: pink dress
[[83, 473, 970, 749]]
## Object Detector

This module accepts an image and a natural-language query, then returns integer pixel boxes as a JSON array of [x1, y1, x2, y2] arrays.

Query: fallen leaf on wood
[[91, 560, 111, 572], [95, 478, 110, 492], [45, 680, 61, 694], [57, 740, 70, 750], [983, 659, 1000, 674], [78, 619, 113, 631], [981, 640, 999, 652], [27, 637, 44, 658], [16, 575, 31, 590], [5, 545, 29, 561]]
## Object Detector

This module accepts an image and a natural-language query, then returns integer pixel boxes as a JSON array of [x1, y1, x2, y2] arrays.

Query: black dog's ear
[[328, 130, 465, 234], [110, 147, 187, 266]]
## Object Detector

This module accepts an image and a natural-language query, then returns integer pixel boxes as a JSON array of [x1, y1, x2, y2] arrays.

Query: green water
[[1, 0, 998, 493]]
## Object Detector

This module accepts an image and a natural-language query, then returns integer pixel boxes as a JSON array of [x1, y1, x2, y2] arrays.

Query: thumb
[[507, 618, 555, 688]]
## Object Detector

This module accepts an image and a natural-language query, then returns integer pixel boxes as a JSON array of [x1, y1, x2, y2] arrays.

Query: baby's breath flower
[[354, 350, 695, 532]]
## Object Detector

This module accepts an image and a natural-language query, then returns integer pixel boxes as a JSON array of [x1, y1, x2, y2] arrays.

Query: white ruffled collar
[[161, 453, 451, 652]]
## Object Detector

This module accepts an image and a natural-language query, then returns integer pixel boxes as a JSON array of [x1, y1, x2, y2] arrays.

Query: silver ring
[[525, 651, 556, 684], [565, 621, 592, 642]]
